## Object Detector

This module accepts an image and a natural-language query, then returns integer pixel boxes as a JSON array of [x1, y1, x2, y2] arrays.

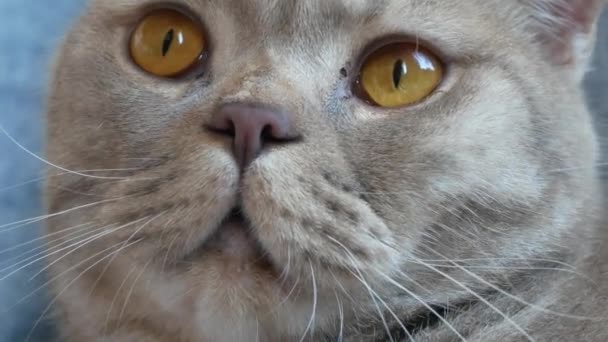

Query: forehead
[[92, 0, 505, 59], [99, 0, 389, 22], [91, 0, 499, 26], [204, 0, 388, 20]]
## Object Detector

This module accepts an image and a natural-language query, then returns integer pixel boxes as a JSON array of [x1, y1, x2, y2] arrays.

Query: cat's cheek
[[240, 159, 403, 287]]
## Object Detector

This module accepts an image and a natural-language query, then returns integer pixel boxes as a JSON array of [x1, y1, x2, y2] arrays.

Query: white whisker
[[326, 235, 415, 342], [23, 238, 142, 342], [418, 257, 580, 270], [103, 265, 138, 336], [298, 261, 318, 342], [27, 217, 153, 281], [87, 212, 166, 297], [433, 222, 478, 243], [414, 253, 535, 342], [0, 126, 157, 181], [268, 272, 300, 316], [0, 223, 113, 274], [0, 196, 130, 232], [278, 245, 292, 288], [255, 315, 260, 342], [419, 264, 596, 285], [160, 233, 180, 274], [547, 163, 608, 174], [117, 260, 152, 324], [3, 239, 140, 314], [0, 222, 93, 257], [428, 249, 604, 321], [378, 270, 468, 341], [1, 224, 116, 280], [329, 270, 355, 303], [0, 168, 143, 193], [334, 289, 345, 342]]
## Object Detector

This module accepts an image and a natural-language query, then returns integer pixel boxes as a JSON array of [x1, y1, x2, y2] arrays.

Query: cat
[[41, 0, 608, 341]]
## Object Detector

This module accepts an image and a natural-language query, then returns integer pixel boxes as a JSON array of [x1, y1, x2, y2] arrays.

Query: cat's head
[[45, 0, 605, 339]]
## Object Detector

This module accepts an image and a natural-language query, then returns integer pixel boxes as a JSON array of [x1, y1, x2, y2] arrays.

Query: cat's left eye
[[355, 42, 444, 108], [130, 9, 205, 77]]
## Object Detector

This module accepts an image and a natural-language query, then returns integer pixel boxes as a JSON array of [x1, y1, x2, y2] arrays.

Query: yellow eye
[[130, 9, 205, 77], [356, 43, 443, 108]]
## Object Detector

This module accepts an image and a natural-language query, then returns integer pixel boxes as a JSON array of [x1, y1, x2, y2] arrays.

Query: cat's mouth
[[201, 208, 276, 271]]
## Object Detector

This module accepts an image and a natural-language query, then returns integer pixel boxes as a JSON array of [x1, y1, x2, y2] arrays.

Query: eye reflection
[[414, 51, 436, 71]]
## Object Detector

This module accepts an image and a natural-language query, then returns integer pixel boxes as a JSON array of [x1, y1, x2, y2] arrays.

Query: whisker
[[417, 257, 580, 271], [279, 245, 292, 286], [87, 213, 166, 297], [22, 238, 143, 342], [334, 289, 345, 342], [347, 263, 410, 342], [117, 260, 152, 325], [0, 223, 117, 280], [27, 217, 152, 282], [413, 253, 535, 341], [329, 268, 366, 336], [0, 175, 51, 193], [391, 269, 433, 297], [160, 233, 180, 274], [255, 315, 260, 342], [377, 270, 468, 341], [413, 257, 597, 286], [0, 168, 143, 193], [0, 222, 93, 257], [266, 271, 300, 316], [330, 250, 395, 341], [4, 239, 141, 315], [329, 270, 356, 304], [427, 248, 604, 321], [0, 126, 139, 180], [418, 264, 596, 284], [326, 236, 415, 342], [121, 212, 166, 246], [0, 223, 114, 274], [298, 261, 318, 342], [354, 162, 608, 197], [104, 265, 139, 336], [371, 291, 398, 342], [0, 196, 131, 233], [546, 162, 608, 174], [433, 222, 478, 243], [166, 284, 200, 307]]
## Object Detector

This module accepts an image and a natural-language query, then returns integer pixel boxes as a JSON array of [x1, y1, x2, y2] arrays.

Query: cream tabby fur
[[44, 0, 608, 341]]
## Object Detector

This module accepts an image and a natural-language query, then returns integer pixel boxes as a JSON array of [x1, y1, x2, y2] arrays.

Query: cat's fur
[[44, 0, 608, 341]]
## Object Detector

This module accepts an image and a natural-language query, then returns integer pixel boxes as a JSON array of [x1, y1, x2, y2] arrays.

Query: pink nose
[[207, 103, 298, 168]]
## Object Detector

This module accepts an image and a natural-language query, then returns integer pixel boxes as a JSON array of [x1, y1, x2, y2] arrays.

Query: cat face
[[45, 0, 604, 340]]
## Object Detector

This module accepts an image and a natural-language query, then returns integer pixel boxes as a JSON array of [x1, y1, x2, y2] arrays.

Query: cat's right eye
[[130, 9, 205, 77]]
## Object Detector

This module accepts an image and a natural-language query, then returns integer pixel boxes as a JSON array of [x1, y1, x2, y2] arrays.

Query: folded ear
[[520, 0, 606, 79]]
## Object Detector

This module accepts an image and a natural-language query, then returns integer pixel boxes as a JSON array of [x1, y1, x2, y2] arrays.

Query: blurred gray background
[[0, 2, 606, 342]]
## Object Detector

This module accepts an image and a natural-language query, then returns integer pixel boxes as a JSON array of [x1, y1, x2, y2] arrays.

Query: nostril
[[261, 125, 273, 142], [206, 119, 235, 137], [260, 124, 292, 143]]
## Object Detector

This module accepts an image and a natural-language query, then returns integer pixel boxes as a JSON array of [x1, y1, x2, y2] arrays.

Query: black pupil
[[392, 59, 406, 89], [162, 29, 175, 57]]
